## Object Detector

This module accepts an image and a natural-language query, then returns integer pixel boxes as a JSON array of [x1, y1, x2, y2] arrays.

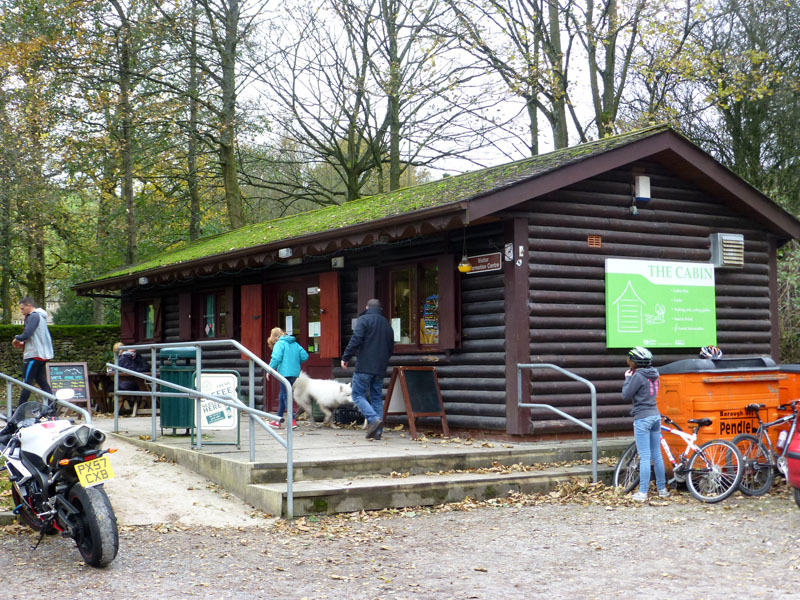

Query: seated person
[[113, 342, 151, 416]]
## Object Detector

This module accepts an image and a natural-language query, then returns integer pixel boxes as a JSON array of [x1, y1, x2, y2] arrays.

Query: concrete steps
[[249, 440, 624, 484], [247, 463, 615, 517], [106, 423, 629, 519]]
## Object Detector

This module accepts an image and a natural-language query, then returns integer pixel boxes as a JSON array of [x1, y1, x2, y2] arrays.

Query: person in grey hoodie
[[622, 346, 668, 502], [13, 297, 55, 405]]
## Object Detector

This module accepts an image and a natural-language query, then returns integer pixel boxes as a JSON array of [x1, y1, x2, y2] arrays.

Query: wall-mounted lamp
[[138, 276, 149, 285], [630, 174, 650, 216], [278, 248, 293, 258], [634, 175, 650, 202]]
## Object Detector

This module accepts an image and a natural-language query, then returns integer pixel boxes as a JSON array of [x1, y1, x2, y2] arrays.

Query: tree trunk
[[0, 188, 10, 324], [20, 76, 47, 305], [525, 97, 540, 156], [26, 212, 46, 306], [188, 0, 202, 241], [546, 0, 568, 148], [221, 0, 244, 229], [92, 297, 105, 325], [0, 88, 12, 323], [382, 0, 403, 190], [94, 151, 116, 325], [110, 0, 137, 264]]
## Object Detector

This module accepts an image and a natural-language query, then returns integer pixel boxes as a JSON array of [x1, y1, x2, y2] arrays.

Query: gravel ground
[[2, 477, 800, 600]]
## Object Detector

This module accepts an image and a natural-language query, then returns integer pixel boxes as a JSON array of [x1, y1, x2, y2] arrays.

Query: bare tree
[[251, 0, 492, 206], [370, 0, 486, 189], [253, 0, 388, 204], [444, 0, 574, 152], [571, 0, 650, 138]]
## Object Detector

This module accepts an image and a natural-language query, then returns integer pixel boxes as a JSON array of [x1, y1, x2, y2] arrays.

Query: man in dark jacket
[[341, 299, 395, 440]]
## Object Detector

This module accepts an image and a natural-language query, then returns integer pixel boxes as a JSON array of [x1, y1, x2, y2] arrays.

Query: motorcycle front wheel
[[67, 483, 119, 568]]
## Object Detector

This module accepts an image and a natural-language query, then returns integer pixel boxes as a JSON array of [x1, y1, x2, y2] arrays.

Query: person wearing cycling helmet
[[622, 346, 668, 502], [698, 345, 723, 360]]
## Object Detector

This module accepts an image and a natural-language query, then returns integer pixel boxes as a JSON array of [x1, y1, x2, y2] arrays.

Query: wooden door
[[265, 276, 337, 411], [240, 284, 263, 360]]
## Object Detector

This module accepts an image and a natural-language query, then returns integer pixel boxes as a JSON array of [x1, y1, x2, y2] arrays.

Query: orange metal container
[[779, 365, 800, 406], [656, 357, 786, 456]]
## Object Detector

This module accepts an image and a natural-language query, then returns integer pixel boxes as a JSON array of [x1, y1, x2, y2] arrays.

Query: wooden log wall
[[520, 162, 774, 435], [334, 226, 510, 431], [161, 295, 266, 411]]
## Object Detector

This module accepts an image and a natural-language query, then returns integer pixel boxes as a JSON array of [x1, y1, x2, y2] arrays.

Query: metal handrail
[[1, 372, 92, 423], [517, 363, 598, 483], [110, 340, 294, 518]]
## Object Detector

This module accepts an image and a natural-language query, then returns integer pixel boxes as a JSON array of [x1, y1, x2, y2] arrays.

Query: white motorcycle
[[0, 388, 119, 567]]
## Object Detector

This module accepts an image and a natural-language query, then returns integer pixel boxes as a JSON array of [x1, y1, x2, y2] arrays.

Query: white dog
[[292, 372, 355, 427]]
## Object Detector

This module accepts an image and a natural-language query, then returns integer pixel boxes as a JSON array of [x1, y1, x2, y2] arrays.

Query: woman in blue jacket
[[267, 327, 308, 429]]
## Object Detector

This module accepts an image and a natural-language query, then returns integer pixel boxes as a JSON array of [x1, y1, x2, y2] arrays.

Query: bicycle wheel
[[613, 442, 640, 493], [793, 487, 800, 510], [732, 433, 775, 496], [686, 440, 743, 503]]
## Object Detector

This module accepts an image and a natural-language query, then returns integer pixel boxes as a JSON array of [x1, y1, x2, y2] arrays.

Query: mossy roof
[[90, 124, 673, 284]]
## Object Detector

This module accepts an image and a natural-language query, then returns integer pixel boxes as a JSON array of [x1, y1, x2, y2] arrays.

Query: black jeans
[[18, 359, 53, 405]]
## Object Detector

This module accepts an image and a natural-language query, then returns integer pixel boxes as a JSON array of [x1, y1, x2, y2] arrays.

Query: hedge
[[0, 325, 121, 378]]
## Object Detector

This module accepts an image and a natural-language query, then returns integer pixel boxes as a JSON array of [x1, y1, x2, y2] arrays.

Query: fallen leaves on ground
[[267, 477, 700, 541]]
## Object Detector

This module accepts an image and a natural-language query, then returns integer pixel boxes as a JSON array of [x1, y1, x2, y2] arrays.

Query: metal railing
[[1, 373, 92, 423], [517, 363, 598, 483], [109, 340, 295, 518]]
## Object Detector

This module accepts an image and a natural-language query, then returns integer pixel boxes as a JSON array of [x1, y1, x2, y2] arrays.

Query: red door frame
[[264, 275, 335, 412]]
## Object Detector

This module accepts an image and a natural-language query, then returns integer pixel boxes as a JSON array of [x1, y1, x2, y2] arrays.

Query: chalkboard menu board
[[384, 366, 449, 439], [46, 362, 91, 414]]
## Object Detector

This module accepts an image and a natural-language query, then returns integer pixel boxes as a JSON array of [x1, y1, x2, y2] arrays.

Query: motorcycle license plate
[[75, 455, 115, 488]]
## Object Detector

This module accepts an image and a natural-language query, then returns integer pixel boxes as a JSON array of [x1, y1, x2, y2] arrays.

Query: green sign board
[[605, 258, 717, 348]]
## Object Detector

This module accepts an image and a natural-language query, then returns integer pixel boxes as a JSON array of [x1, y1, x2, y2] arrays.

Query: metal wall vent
[[709, 233, 744, 268]]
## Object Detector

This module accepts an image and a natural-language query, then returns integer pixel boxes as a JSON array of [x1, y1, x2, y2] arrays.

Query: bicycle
[[613, 415, 743, 503], [732, 400, 800, 496]]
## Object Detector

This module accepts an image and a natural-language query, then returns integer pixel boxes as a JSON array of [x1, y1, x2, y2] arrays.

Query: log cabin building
[[75, 126, 800, 438]]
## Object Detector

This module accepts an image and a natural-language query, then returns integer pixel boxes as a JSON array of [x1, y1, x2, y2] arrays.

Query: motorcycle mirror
[[54, 388, 75, 402]]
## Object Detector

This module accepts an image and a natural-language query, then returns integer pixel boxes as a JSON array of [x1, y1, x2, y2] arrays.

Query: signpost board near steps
[[383, 366, 449, 440]]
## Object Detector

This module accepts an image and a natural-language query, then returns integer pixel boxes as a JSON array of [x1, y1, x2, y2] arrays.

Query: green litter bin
[[159, 347, 197, 434]]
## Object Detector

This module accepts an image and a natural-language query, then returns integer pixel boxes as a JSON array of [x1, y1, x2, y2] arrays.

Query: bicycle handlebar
[[661, 414, 683, 431], [777, 399, 800, 412]]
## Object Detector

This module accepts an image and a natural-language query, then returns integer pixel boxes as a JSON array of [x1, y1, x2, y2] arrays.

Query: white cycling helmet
[[699, 345, 723, 359], [628, 346, 653, 367]]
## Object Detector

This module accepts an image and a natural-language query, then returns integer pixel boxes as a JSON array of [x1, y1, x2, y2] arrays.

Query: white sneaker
[[657, 488, 670, 498], [631, 491, 648, 502]]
